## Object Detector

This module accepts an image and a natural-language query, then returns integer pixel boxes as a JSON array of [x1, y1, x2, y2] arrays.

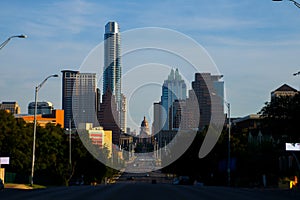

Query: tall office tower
[[152, 102, 162, 135], [96, 88, 101, 113], [103, 21, 121, 110], [120, 93, 127, 133], [62, 70, 79, 129], [0, 101, 21, 114], [161, 68, 187, 130], [62, 70, 97, 129], [100, 21, 125, 144], [28, 101, 54, 115], [191, 73, 224, 130], [98, 90, 120, 145]]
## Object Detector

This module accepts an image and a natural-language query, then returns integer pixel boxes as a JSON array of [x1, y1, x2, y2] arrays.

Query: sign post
[[0, 157, 10, 183]]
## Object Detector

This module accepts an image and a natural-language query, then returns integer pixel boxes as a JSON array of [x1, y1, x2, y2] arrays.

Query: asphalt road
[[1, 184, 299, 200]]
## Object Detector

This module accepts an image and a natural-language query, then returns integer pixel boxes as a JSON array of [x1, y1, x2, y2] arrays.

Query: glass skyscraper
[[100, 21, 126, 144], [161, 68, 187, 130], [103, 21, 121, 110]]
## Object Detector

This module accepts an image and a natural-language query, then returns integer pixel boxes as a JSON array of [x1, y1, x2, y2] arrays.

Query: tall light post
[[272, 0, 300, 9], [226, 101, 231, 187], [294, 71, 300, 91], [0, 34, 27, 50], [69, 119, 72, 166], [212, 92, 231, 186], [30, 74, 58, 186]]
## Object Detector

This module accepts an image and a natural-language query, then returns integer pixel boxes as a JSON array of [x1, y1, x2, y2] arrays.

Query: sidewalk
[[4, 183, 33, 190]]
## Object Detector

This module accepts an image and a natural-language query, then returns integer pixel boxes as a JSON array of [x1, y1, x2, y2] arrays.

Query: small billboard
[[0, 157, 10, 164], [286, 143, 300, 151]]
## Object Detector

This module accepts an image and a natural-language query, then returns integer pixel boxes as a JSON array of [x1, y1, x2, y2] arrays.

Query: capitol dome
[[141, 116, 148, 127]]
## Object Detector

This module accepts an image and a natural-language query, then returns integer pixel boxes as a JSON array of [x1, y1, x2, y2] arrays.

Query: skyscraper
[[152, 102, 162, 135], [161, 68, 187, 130], [120, 93, 127, 133], [98, 90, 120, 145], [103, 21, 121, 110], [100, 21, 125, 144], [191, 73, 224, 130], [61, 70, 97, 129], [61, 70, 79, 129]]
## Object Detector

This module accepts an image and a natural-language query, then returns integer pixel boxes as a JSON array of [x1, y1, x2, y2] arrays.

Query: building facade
[[98, 90, 121, 145], [79, 123, 112, 158], [28, 101, 54, 115], [161, 68, 187, 130], [139, 116, 151, 144], [100, 21, 126, 144], [15, 109, 64, 128], [191, 73, 224, 130], [120, 93, 127, 133], [271, 84, 298, 101], [152, 102, 162, 135], [0, 101, 21, 114], [103, 21, 121, 110], [61, 70, 97, 129], [61, 70, 79, 129]]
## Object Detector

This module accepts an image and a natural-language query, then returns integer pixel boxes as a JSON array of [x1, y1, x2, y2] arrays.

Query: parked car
[[127, 176, 134, 180], [173, 176, 193, 185]]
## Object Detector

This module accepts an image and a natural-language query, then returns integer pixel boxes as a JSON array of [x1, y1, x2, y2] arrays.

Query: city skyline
[[1, 0, 300, 129]]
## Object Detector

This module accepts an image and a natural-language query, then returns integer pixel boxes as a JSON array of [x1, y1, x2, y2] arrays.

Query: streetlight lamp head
[[272, 0, 283, 1], [53, 74, 59, 77], [18, 34, 27, 38]]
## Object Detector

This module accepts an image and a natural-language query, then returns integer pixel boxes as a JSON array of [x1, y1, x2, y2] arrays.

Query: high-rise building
[[100, 21, 126, 144], [103, 21, 121, 110], [191, 73, 224, 130], [98, 90, 120, 145], [161, 68, 187, 130], [28, 101, 53, 115], [0, 101, 21, 114], [120, 93, 126, 133], [61, 70, 97, 129], [61, 70, 79, 129], [96, 88, 101, 113], [152, 102, 162, 135]]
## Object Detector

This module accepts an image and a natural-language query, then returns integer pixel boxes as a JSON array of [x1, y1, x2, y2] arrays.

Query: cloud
[[20, 0, 103, 38]]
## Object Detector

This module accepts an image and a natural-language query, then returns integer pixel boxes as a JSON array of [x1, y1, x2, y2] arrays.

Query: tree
[[0, 110, 118, 185], [259, 93, 300, 141], [0, 110, 32, 178]]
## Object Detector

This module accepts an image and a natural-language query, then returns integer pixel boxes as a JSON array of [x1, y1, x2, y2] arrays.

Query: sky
[[1, 0, 300, 131]]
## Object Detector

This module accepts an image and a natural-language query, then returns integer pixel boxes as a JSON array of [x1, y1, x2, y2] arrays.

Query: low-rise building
[[0, 101, 21, 114], [15, 109, 64, 128], [28, 101, 54, 115], [79, 123, 112, 158]]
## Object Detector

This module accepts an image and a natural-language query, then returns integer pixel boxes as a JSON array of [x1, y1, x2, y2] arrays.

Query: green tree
[[259, 93, 300, 141], [0, 110, 118, 185]]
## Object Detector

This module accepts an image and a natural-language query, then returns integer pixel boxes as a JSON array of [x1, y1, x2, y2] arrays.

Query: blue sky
[[1, 0, 300, 130]]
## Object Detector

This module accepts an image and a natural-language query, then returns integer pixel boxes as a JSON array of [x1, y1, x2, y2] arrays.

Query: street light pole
[[212, 92, 231, 186], [30, 74, 58, 186], [69, 119, 72, 166], [272, 0, 300, 9], [0, 34, 27, 50], [226, 102, 231, 187]]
